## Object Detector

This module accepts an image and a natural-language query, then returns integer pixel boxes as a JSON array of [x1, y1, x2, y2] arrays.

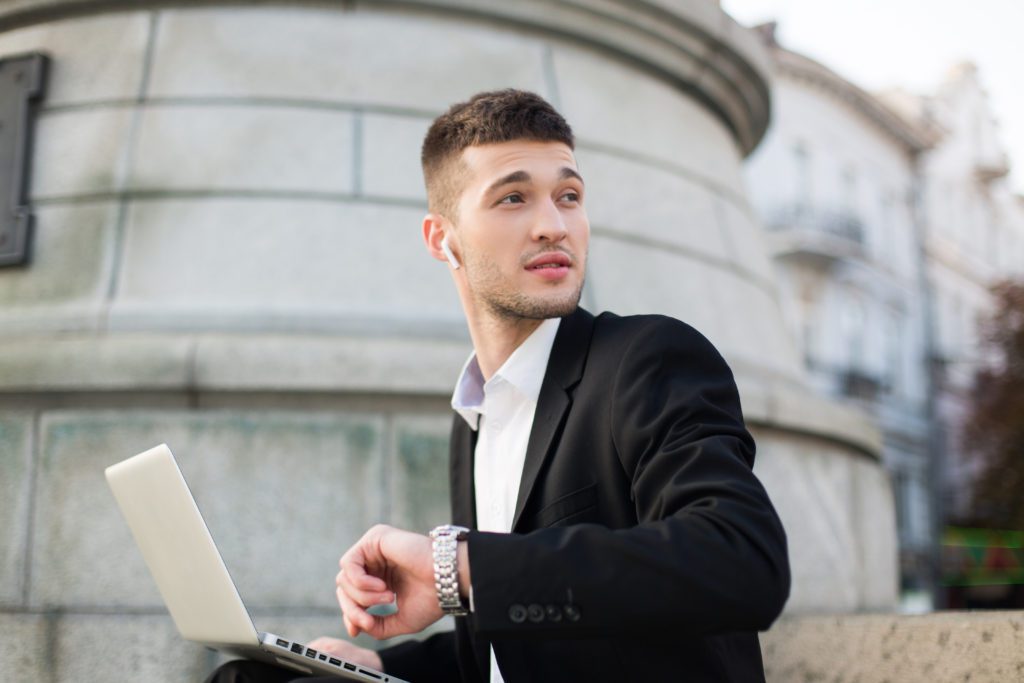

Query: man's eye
[[560, 191, 581, 203], [498, 194, 524, 204]]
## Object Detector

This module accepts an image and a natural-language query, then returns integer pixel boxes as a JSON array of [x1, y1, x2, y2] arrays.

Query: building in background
[[883, 63, 1024, 519], [887, 64, 1024, 610], [744, 23, 1024, 609], [0, 2, 895, 681]]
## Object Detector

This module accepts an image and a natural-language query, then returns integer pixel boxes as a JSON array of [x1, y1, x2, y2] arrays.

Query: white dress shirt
[[450, 317, 561, 683]]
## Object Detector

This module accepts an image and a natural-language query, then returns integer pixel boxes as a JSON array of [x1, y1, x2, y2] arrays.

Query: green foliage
[[962, 280, 1024, 529]]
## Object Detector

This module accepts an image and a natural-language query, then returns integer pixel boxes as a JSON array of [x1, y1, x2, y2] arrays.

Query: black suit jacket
[[381, 308, 790, 682]]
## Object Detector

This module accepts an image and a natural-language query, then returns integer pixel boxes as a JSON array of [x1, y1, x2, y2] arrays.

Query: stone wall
[[1, 405, 454, 680]]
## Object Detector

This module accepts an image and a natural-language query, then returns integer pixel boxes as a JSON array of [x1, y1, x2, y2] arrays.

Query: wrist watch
[[429, 524, 470, 616]]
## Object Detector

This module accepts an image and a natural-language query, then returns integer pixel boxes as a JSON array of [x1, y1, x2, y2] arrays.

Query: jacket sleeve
[[377, 630, 461, 683], [465, 318, 790, 638]]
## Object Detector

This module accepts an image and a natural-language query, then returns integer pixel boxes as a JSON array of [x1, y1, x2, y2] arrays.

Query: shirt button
[[527, 604, 545, 623], [508, 604, 527, 623], [490, 421, 502, 431]]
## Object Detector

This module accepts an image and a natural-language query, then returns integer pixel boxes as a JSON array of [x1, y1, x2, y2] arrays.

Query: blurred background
[[0, 1, 1021, 681]]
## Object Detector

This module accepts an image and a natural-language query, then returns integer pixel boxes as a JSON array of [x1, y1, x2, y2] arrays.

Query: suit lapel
[[511, 308, 595, 531]]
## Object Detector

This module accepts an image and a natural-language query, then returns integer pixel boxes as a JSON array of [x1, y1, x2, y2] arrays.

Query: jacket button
[[527, 604, 545, 622], [564, 604, 581, 621], [508, 604, 527, 623], [545, 605, 562, 622]]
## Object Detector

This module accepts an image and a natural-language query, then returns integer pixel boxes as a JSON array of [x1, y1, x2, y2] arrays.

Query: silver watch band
[[429, 524, 470, 616]]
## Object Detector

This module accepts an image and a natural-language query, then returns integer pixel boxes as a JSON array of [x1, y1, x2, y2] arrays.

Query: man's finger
[[341, 613, 358, 639], [336, 568, 394, 606], [336, 585, 375, 635], [339, 552, 389, 592]]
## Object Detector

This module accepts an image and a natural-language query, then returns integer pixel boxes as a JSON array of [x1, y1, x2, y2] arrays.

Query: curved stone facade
[[0, 2, 895, 679]]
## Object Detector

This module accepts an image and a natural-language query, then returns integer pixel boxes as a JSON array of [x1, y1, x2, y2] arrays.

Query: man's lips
[[524, 252, 572, 270], [524, 251, 573, 281]]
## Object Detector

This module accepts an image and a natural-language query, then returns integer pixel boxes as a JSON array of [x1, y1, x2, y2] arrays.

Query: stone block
[[31, 411, 385, 610], [707, 269, 802, 380], [193, 334, 467, 396], [768, 383, 882, 457], [0, 414, 32, 606], [0, 203, 116, 313], [715, 197, 776, 285], [0, 308, 103, 337], [586, 234, 727, 351], [111, 199, 460, 327], [0, 12, 150, 105], [762, 612, 1024, 683], [360, 113, 431, 202], [0, 335, 192, 392], [752, 433, 860, 613], [130, 106, 354, 193], [0, 613, 48, 681], [31, 107, 135, 199], [553, 44, 744, 191], [149, 7, 549, 110], [575, 148, 731, 262], [388, 415, 452, 533], [54, 613, 208, 682], [851, 457, 900, 610], [0, 332, 471, 396]]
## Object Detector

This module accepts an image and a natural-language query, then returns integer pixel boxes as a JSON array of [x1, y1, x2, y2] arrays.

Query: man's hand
[[306, 637, 383, 671], [335, 525, 442, 640]]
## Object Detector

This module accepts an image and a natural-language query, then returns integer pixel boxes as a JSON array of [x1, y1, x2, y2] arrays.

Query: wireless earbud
[[440, 234, 461, 269]]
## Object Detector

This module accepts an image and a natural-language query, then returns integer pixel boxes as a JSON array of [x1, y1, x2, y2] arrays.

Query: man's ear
[[423, 213, 455, 266]]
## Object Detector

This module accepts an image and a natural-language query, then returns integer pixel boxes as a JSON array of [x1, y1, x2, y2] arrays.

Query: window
[[793, 141, 812, 209]]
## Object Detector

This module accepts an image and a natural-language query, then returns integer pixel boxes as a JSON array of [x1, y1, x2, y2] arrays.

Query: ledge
[[0, 331, 880, 457], [0, 0, 772, 155], [763, 611, 1024, 683]]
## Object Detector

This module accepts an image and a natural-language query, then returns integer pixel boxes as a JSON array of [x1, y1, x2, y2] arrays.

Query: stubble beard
[[465, 250, 586, 322], [484, 285, 583, 321]]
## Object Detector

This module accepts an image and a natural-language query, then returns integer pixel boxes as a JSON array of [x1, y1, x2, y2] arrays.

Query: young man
[[211, 89, 789, 683]]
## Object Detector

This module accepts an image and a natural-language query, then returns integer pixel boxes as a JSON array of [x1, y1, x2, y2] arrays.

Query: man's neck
[[467, 314, 545, 381]]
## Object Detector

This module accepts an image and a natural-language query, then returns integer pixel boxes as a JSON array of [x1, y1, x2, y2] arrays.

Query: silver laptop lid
[[105, 444, 259, 648]]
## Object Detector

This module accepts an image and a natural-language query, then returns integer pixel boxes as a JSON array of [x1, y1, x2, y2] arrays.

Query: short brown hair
[[421, 89, 574, 219]]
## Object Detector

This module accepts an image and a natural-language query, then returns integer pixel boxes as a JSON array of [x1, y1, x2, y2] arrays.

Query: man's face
[[449, 140, 589, 321]]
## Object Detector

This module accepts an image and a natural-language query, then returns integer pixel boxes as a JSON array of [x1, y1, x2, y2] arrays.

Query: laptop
[[105, 443, 409, 683]]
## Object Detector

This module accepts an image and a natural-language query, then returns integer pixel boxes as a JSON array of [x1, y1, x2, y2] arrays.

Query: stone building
[[743, 25, 1024, 608], [0, 2, 894, 680], [885, 63, 1024, 522], [885, 64, 1024, 609]]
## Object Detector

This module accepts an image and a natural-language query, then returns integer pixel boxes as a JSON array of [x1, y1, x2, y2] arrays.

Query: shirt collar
[[451, 318, 562, 430]]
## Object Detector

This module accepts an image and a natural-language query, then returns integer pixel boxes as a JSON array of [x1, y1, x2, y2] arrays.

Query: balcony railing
[[767, 203, 865, 243], [763, 203, 867, 263], [807, 357, 888, 402]]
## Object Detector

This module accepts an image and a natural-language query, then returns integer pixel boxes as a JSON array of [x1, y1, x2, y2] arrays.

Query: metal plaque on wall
[[0, 52, 47, 267]]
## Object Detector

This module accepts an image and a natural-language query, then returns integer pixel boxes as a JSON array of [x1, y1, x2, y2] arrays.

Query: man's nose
[[532, 198, 569, 242]]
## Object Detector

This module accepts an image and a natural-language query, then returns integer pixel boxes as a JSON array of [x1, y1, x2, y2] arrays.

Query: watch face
[[431, 524, 470, 539]]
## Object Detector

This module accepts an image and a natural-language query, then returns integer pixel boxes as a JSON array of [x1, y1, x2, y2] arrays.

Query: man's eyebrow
[[484, 167, 584, 196], [485, 170, 530, 195], [559, 167, 584, 184]]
